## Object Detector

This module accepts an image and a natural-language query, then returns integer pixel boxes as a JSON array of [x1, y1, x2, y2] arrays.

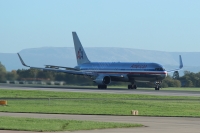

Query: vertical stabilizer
[[179, 55, 183, 69], [72, 32, 90, 65]]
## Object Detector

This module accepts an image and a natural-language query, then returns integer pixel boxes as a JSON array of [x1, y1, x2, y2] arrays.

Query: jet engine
[[93, 75, 111, 85], [172, 71, 179, 79]]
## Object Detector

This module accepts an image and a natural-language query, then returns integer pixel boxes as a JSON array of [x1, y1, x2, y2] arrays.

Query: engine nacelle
[[93, 75, 111, 85], [172, 71, 179, 79]]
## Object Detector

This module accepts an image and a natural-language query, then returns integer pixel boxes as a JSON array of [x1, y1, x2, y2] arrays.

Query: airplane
[[17, 32, 183, 90]]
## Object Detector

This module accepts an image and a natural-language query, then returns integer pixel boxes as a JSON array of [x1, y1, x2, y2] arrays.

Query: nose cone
[[159, 71, 167, 80], [163, 71, 167, 78]]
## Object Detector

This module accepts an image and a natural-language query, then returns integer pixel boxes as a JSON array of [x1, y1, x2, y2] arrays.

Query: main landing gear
[[98, 85, 107, 89], [128, 84, 137, 89]]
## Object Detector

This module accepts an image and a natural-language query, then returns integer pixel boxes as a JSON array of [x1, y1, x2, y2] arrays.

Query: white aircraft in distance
[[18, 32, 183, 90]]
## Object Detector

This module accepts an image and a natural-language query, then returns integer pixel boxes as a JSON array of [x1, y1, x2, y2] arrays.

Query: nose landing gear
[[155, 81, 162, 90]]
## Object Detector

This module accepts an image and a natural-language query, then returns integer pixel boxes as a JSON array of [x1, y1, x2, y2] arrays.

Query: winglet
[[179, 55, 183, 69], [17, 53, 30, 67], [167, 55, 183, 73]]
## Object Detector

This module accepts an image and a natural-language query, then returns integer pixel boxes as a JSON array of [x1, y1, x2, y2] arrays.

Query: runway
[[0, 112, 200, 133], [1, 83, 200, 97]]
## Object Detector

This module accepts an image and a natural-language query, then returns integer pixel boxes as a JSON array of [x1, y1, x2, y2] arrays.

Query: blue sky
[[0, 0, 200, 53]]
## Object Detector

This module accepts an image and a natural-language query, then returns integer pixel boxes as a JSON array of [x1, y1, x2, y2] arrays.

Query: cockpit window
[[155, 68, 165, 71]]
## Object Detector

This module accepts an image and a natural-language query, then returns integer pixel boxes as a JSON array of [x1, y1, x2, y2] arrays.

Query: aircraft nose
[[163, 71, 167, 78], [160, 71, 167, 78]]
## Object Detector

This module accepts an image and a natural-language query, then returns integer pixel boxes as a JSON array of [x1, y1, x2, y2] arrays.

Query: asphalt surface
[[1, 84, 200, 133], [1, 83, 200, 97]]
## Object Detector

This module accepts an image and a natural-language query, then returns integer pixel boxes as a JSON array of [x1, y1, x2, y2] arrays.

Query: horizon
[[1, 46, 200, 54]]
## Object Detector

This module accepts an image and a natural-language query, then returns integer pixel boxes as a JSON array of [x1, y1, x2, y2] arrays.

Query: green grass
[[0, 116, 142, 132], [159, 87, 200, 91], [1, 99, 200, 117], [0, 89, 200, 117]]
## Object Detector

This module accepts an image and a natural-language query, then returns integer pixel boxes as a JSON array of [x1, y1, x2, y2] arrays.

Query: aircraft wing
[[167, 55, 183, 73], [17, 53, 90, 75], [44, 65, 79, 71], [32, 66, 86, 75]]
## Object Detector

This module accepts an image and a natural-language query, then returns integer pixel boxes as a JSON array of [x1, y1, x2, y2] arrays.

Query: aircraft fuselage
[[77, 62, 167, 82]]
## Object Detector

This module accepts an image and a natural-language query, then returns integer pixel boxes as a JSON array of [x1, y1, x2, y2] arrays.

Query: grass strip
[[1, 99, 200, 117], [0, 89, 200, 117], [0, 116, 142, 132]]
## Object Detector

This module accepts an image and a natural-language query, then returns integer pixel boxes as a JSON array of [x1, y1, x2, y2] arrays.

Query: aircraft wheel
[[128, 85, 133, 89], [104, 85, 107, 89], [131, 85, 133, 89], [128, 85, 131, 89], [98, 85, 102, 89], [98, 85, 107, 89], [155, 87, 160, 90], [133, 85, 137, 89]]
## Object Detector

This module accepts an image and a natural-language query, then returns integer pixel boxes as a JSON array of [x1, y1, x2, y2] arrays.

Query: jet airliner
[[18, 32, 183, 90]]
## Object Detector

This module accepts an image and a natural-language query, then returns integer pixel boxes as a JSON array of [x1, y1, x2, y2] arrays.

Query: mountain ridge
[[0, 47, 199, 75]]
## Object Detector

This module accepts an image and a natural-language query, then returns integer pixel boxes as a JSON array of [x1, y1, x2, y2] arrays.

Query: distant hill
[[0, 47, 200, 75]]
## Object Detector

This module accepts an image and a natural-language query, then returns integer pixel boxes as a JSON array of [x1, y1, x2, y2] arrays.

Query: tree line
[[0, 62, 94, 86], [0, 62, 198, 87]]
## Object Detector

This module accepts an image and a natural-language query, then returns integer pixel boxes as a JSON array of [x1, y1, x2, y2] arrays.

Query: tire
[[133, 85, 137, 89], [155, 87, 160, 90], [128, 85, 131, 89], [104, 85, 107, 89], [98, 85, 102, 89], [130, 85, 133, 89], [98, 85, 107, 89]]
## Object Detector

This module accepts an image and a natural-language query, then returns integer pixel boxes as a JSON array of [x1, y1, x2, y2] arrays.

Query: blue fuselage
[[76, 62, 167, 82]]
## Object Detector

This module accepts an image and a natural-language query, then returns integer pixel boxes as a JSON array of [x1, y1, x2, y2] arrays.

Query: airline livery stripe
[[82, 71, 167, 75]]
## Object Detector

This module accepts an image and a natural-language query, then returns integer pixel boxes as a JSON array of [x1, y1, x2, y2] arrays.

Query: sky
[[0, 0, 200, 53]]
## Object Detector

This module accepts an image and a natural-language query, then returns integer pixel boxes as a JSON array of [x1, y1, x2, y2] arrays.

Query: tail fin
[[72, 32, 90, 65], [179, 55, 183, 69]]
